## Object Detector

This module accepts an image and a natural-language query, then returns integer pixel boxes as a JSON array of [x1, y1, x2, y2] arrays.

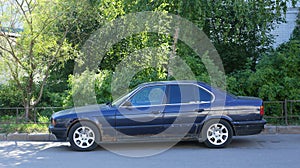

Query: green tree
[[249, 41, 300, 100], [177, 0, 297, 73], [0, 0, 75, 119], [3, 0, 293, 108], [62, 0, 297, 105], [119, 0, 298, 75], [40, 60, 74, 107], [227, 10, 300, 100]]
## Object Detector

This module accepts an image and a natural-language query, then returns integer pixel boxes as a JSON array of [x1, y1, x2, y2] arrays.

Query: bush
[[0, 123, 48, 133]]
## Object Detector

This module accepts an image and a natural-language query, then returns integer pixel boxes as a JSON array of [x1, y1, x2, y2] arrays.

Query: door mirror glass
[[122, 101, 133, 107]]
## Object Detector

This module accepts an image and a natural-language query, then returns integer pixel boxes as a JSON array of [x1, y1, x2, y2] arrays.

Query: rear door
[[162, 84, 213, 137]]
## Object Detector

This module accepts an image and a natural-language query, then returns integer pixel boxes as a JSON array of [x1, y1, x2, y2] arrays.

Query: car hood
[[52, 104, 108, 118]]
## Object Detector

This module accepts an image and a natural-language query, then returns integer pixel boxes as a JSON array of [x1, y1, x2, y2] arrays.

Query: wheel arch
[[198, 116, 236, 138], [67, 119, 103, 141]]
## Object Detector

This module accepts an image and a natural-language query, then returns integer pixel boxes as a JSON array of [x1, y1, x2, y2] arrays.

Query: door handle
[[151, 111, 162, 115], [194, 109, 205, 113]]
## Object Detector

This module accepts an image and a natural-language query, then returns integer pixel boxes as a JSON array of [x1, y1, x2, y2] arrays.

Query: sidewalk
[[0, 125, 300, 141]]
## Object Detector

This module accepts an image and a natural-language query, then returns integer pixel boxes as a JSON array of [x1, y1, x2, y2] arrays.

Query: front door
[[115, 85, 167, 138]]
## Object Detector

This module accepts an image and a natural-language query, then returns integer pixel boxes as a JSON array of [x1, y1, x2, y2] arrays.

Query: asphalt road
[[0, 134, 299, 168]]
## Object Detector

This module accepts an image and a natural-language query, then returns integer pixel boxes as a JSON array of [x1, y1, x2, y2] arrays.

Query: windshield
[[111, 86, 139, 106]]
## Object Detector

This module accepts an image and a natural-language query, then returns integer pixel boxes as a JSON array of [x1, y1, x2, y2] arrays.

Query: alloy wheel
[[206, 123, 229, 145], [73, 126, 95, 149]]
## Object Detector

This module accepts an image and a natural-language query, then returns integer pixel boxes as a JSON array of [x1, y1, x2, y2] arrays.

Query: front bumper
[[232, 119, 267, 136], [49, 125, 68, 141]]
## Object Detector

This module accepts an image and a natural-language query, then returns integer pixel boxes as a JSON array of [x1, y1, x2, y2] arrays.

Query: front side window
[[129, 85, 166, 106]]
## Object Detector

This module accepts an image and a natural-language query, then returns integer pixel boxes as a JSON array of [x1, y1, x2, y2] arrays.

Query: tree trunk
[[167, 27, 180, 79]]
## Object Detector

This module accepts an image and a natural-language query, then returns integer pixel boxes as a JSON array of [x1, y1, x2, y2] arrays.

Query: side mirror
[[122, 101, 132, 107], [106, 102, 112, 106]]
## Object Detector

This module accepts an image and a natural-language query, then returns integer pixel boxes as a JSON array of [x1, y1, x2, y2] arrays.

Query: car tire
[[202, 119, 233, 148], [68, 121, 100, 151]]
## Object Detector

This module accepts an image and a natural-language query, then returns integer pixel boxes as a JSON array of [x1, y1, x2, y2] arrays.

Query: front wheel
[[68, 121, 100, 151], [202, 119, 233, 148]]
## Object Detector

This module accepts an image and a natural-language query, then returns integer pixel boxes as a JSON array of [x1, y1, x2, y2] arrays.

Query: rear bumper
[[49, 125, 68, 141], [232, 119, 267, 136]]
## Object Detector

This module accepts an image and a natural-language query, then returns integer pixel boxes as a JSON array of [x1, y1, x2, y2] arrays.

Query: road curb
[[28, 133, 57, 141], [2, 133, 57, 141], [262, 125, 300, 134], [7, 133, 28, 141], [0, 134, 6, 141]]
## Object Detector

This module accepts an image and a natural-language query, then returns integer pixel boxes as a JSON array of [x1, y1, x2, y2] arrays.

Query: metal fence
[[264, 100, 300, 125], [0, 100, 300, 125], [0, 107, 67, 124]]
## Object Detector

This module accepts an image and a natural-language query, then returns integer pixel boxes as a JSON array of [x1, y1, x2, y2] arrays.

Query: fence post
[[290, 100, 293, 113], [16, 108, 19, 124], [284, 99, 288, 125], [34, 108, 37, 124]]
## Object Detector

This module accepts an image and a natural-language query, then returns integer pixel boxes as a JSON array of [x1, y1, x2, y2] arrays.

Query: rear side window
[[168, 85, 194, 104], [198, 87, 213, 102], [168, 84, 213, 104]]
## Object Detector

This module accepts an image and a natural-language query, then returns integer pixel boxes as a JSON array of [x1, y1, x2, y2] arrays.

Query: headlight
[[51, 118, 56, 126], [51, 118, 72, 127]]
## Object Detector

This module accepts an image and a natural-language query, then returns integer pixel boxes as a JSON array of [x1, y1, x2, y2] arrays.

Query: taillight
[[260, 106, 264, 116]]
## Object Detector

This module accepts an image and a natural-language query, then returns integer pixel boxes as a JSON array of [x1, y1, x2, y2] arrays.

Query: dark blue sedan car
[[49, 81, 266, 151]]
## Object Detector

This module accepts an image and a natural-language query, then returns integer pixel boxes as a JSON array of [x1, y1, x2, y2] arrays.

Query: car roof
[[139, 80, 207, 86], [137, 80, 219, 93]]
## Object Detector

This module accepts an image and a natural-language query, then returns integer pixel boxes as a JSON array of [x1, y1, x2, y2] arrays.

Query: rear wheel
[[69, 121, 100, 151], [202, 119, 233, 148]]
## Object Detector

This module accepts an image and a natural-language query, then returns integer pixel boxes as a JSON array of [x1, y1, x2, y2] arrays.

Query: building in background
[[0, 27, 22, 84], [272, 2, 300, 48]]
